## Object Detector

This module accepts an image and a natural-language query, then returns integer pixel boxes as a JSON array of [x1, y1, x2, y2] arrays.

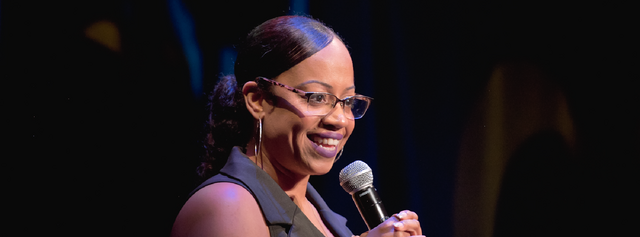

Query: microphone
[[339, 160, 389, 230]]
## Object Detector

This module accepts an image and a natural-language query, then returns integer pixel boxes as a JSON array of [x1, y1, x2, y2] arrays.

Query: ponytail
[[197, 75, 254, 179]]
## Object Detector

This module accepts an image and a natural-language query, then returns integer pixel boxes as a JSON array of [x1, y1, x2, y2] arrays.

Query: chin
[[308, 158, 335, 175]]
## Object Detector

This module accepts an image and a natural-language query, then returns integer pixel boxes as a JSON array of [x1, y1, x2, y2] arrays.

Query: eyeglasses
[[256, 77, 373, 120]]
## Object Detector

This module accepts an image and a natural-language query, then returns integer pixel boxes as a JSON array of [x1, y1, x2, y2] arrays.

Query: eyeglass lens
[[306, 93, 370, 119]]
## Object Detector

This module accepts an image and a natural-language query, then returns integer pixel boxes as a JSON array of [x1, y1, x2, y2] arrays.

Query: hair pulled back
[[198, 16, 341, 179]]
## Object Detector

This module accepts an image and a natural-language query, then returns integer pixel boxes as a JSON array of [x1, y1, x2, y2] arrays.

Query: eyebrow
[[297, 80, 356, 92]]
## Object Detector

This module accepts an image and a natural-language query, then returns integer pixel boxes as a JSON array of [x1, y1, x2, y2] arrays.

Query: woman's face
[[261, 39, 356, 177]]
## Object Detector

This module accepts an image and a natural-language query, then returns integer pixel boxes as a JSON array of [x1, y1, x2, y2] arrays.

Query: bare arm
[[171, 183, 270, 237]]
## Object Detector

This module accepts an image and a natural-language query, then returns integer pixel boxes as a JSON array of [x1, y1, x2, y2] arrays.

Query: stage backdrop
[[10, 0, 638, 236]]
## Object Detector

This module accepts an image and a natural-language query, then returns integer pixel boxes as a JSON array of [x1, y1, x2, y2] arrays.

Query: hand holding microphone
[[340, 160, 424, 237]]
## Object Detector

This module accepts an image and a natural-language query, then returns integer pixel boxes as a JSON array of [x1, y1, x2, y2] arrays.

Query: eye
[[308, 93, 329, 105], [343, 97, 355, 107]]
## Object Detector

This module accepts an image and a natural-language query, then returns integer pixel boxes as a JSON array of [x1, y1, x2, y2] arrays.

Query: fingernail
[[397, 211, 406, 219], [393, 222, 404, 228]]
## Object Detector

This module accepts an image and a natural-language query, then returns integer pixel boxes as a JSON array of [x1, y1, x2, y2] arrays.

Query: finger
[[392, 213, 403, 222], [393, 219, 422, 236], [393, 232, 410, 237], [396, 210, 419, 220]]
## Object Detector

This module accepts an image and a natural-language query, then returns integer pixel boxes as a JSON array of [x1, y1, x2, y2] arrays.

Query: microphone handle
[[353, 186, 389, 230]]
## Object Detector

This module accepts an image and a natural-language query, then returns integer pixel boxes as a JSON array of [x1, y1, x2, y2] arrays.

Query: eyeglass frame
[[255, 77, 373, 120]]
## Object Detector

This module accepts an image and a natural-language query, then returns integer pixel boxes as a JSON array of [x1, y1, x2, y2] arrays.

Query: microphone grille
[[339, 160, 374, 195]]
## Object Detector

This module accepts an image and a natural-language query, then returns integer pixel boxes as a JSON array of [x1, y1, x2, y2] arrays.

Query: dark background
[[6, 0, 637, 236]]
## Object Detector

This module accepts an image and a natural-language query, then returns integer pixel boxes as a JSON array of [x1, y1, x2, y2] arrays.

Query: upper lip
[[309, 132, 344, 140]]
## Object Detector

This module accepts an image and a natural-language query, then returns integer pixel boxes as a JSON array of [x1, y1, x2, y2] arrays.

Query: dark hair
[[198, 15, 342, 179]]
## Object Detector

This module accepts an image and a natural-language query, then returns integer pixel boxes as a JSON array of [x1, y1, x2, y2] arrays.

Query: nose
[[321, 102, 350, 129]]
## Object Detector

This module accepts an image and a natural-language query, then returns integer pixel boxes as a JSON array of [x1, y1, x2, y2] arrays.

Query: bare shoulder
[[171, 182, 269, 237]]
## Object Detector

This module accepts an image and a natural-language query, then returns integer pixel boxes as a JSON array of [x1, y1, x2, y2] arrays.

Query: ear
[[243, 81, 265, 120]]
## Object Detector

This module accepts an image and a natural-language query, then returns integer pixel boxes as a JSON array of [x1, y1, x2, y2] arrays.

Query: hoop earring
[[335, 147, 344, 163], [254, 118, 263, 168]]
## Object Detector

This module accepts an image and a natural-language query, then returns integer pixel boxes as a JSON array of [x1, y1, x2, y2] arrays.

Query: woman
[[171, 15, 424, 237]]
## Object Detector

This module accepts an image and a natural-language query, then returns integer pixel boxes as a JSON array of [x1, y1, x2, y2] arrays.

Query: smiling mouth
[[310, 136, 340, 150]]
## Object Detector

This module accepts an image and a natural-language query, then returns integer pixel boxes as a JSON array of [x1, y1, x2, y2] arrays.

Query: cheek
[[344, 122, 356, 140], [264, 108, 309, 141]]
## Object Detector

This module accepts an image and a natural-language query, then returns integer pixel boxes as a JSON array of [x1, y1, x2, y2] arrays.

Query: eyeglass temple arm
[[256, 77, 308, 96]]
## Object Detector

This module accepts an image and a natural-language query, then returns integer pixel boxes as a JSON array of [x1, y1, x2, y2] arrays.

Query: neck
[[245, 142, 310, 205], [280, 173, 310, 206]]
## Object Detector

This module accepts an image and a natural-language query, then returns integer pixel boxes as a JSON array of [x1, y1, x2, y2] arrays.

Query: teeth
[[313, 137, 339, 147]]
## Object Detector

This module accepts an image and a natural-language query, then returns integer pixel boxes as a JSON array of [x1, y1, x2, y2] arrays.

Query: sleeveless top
[[190, 147, 354, 237]]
